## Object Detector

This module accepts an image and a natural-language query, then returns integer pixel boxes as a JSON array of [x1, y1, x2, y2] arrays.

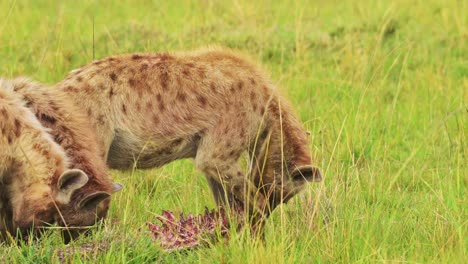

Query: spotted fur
[[57, 47, 322, 229], [0, 78, 117, 241]]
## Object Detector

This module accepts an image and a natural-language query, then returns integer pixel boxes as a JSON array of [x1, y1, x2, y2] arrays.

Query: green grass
[[1, 0, 466, 263]]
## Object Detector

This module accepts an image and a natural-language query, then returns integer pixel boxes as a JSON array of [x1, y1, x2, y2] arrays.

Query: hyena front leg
[[195, 136, 268, 233], [204, 176, 238, 209]]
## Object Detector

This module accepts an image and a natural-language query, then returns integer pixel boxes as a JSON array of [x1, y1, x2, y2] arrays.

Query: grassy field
[[0, 0, 466, 263]]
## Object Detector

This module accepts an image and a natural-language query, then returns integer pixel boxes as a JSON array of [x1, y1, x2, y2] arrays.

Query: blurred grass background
[[0, 0, 466, 263]]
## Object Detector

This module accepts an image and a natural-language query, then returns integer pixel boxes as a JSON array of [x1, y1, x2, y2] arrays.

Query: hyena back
[[0, 78, 118, 241], [57, 47, 321, 227]]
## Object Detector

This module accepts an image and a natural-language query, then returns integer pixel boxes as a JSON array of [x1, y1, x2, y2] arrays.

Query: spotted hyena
[[0, 78, 120, 241], [57, 47, 322, 229]]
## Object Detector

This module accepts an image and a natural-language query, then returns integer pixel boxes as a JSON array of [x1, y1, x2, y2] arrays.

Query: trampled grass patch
[[0, 0, 466, 263]]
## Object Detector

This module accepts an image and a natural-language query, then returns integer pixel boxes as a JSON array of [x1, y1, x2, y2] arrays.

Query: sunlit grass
[[0, 0, 466, 263]]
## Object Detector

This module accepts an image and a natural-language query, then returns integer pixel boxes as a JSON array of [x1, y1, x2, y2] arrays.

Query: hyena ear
[[291, 165, 322, 182], [57, 169, 89, 203], [112, 183, 123, 193], [77, 192, 111, 210]]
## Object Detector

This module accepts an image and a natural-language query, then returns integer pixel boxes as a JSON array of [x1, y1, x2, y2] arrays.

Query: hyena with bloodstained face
[[57, 47, 322, 230], [0, 78, 120, 241]]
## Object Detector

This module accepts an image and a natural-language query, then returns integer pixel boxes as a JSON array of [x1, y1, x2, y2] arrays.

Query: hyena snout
[[55, 182, 123, 243], [12, 170, 122, 242], [259, 165, 322, 212], [291, 165, 322, 183]]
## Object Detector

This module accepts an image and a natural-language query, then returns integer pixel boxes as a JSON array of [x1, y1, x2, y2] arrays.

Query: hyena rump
[[0, 78, 119, 241], [57, 47, 321, 229]]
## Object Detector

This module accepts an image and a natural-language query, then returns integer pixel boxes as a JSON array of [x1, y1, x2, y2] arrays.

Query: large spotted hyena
[[0, 78, 119, 241], [57, 47, 321, 229]]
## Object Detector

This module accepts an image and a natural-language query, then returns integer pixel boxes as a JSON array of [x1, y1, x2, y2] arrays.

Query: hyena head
[[252, 100, 322, 213], [11, 170, 118, 242], [51, 171, 122, 243], [0, 80, 119, 241], [7, 135, 117, 241]]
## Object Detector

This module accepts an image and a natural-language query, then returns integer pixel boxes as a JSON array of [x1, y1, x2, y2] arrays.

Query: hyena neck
[[267, 97, 312, 170], [260, 124, 311, 178], [44, 91, 112, 194], [251, 97, 313, 210]]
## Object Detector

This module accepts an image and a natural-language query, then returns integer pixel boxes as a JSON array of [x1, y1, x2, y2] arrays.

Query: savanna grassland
[[0, 0, 466, 263]]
